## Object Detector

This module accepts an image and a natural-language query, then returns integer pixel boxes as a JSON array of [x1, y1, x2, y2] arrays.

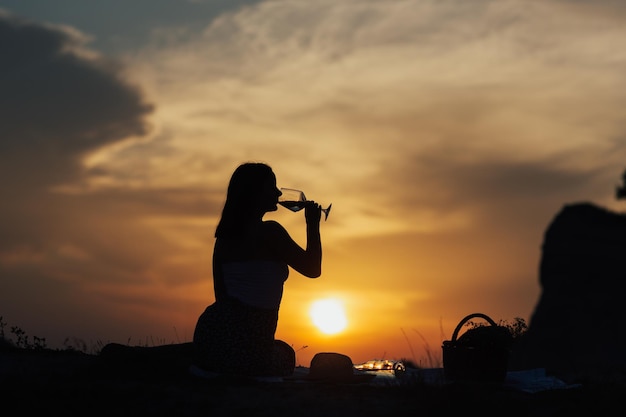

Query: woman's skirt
[[193, 297, 295, 376]]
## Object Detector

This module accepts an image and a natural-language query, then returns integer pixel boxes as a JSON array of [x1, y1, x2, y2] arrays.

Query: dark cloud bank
[[0, 11, 159, 343], [0, 11, 153, 190]]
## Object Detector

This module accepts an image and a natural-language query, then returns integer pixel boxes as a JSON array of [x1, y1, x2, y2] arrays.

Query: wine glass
[[278, 188, 332, 221]]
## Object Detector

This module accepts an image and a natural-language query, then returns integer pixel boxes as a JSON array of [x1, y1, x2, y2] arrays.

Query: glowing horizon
[[2, 1, 626, 368]]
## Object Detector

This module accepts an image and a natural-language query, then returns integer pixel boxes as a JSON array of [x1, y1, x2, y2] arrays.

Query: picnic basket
[[442, 313, 512, 383]]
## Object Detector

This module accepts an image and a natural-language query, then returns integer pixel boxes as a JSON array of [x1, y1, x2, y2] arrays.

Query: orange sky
[[1, 1, 626, 367]]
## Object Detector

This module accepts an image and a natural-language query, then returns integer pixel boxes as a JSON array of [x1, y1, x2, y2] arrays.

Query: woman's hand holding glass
[[304, 201, 322, 224]]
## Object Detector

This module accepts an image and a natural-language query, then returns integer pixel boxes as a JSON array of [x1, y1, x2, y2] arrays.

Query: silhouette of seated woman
[[192, 162, 323, 377]]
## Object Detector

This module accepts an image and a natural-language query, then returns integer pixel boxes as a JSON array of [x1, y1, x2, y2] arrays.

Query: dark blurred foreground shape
[[98, 342, 197, 379], [511, 201, 626, 383]]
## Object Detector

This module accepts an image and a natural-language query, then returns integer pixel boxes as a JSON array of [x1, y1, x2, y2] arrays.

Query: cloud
[[0, 12, 187, 344], [2, 0, 626, 350], [120, 0, 626, 230], [0, 11, 153, 191]]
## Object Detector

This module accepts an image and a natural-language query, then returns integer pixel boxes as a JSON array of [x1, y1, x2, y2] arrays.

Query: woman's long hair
[[215, 162, 274, 238]]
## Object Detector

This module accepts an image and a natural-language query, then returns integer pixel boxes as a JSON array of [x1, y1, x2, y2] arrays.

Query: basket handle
[[450, 313, 498, 342]]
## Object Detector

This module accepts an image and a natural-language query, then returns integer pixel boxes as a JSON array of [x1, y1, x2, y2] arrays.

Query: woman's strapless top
[[222, 260, 289, 310]]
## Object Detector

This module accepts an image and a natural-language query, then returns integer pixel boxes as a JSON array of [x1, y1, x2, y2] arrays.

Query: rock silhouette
[[515, 202, 626, 383]]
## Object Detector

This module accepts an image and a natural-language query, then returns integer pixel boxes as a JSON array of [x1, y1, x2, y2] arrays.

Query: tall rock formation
[[515, 202, 626, 383]]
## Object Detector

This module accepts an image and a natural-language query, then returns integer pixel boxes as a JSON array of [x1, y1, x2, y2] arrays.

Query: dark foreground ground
[[2, 348, 625, 417]]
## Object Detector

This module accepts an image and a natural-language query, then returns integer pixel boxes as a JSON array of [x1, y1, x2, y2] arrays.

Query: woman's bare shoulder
[[260, 220, 288, 235]]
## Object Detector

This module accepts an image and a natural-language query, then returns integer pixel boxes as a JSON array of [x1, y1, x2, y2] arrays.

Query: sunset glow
[[1, 1, 626, 367]]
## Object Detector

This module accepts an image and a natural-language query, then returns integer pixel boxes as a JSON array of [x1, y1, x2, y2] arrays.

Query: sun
[[309, 298, 348, 335]]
